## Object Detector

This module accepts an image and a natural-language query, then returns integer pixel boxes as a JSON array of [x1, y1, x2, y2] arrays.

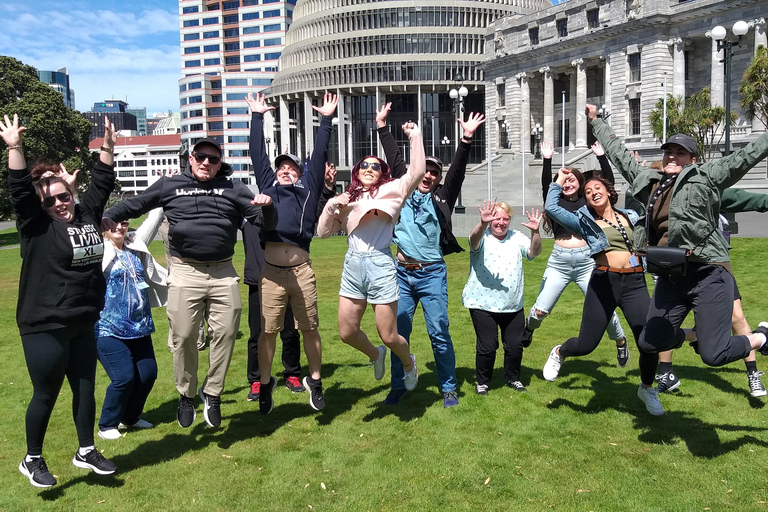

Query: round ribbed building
[[266, 0, 550, 176]]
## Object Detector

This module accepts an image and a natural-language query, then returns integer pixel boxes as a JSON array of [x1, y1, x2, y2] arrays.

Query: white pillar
[[516, 72, 530, 153], [336, 89, 347, 167], [572, 59, 587, 148], [540, 66, 554, 144], [752, 18, 767, 133], [303, 93, 313, 158], [707, 31, 724, 108], [603, 55, 612, 127], [670, 38, 686, 99], [279, 97, 290, 157]]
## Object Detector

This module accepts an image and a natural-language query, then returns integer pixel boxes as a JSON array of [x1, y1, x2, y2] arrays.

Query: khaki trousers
[[167, 258, 242, 397]]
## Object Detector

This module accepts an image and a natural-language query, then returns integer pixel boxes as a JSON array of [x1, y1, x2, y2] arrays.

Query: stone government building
[[263, 0, 768, 235]]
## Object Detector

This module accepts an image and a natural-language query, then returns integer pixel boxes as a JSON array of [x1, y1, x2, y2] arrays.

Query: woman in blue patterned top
[[96, 207, 167, 440]]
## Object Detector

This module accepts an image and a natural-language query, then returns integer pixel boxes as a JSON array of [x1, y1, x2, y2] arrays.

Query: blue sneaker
[[443, 391, 459, 408], [384, 388, 407, 405]]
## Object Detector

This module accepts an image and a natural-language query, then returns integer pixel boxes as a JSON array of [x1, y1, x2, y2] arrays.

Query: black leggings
[[470, 308, 525, 385], [21, 323, 98, 456], [559, 269, 657, 385]]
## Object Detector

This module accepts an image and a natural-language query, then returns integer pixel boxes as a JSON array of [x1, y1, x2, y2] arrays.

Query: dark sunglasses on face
[[359, 161, 381, 171], [426, 169, 441, 177], [42, 192, 72, 208], [193, 152, 221, 164]]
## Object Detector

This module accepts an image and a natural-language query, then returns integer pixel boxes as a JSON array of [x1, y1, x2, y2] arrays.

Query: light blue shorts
[[340, 249, 399, 304]]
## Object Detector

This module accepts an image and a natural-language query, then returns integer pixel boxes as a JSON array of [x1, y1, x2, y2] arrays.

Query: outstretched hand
[[0, 113, 26, 147], [251, 193, 273, 206], [590, 141, 605, 157], [312, 92, 338, 117], [376, 102, 392, 129], [478, 200, 497, 223], [585, 104, 598, 122], [521, 208, 542, 231], [459, 112, 486, 138], [324, 162, 337, 189], [56, 163, 80, 189], [245, 92, 275, 114], [541, 141, 554, 159], [632, 151, 648, 167], [402, 121, 420, 138], [556, 167, 572, 185]]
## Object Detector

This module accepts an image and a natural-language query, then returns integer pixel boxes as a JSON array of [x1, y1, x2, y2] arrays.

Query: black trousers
[[470, 308, 525, 385], [639, 264, 752, 367], [21, 323, 97, 456], [246, 284, 301, 382], [559, 269, 657, 385]]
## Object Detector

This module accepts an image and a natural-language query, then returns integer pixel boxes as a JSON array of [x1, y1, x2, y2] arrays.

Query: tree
[[0, 56, 97, 219], [739, 45, 768, 130], [649, 87, 735, 162]]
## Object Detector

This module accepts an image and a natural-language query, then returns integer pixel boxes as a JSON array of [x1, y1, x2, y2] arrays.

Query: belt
[[398, 261, 442, 271], [266, 260, 309, 269], [596, 265, 644, 274]]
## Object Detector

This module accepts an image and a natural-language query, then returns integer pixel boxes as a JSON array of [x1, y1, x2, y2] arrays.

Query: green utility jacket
[[592, 119, 768, 263]]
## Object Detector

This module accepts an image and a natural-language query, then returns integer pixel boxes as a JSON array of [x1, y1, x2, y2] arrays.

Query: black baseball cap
[[426, 156, 444, 174], [275, 153, 302, 173], [192, 137, 222, 155], [661, 134, 697, 156]]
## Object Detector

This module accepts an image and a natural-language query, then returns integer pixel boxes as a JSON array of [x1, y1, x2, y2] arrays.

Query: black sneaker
[[655, 371, 681, 393], [72, 449, 117, 475], [259, 376, 276, 415], [754, 322, 768, 356], [303, 376, 326, 411], [521, 327, 534, 348], [507, 380, 527, 392], [199, 387, 222, 427], [19, 457, 56, 488], [748, 370, 767, 398], [177, 394, 196, 428], [383, 388, 407, 405], [616, 341, 630, 367]]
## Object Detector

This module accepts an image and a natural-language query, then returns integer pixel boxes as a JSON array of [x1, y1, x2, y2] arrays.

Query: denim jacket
[[545, 183, 640, 257]]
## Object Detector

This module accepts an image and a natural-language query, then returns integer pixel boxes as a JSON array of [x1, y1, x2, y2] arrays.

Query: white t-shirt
[[462, 229, 533, 313], [347, 209, 394, 253]]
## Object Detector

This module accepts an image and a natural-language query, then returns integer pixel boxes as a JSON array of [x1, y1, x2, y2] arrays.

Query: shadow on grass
[[0, 230, 20, 247], [543, 359, 768, 458], [655, 363, 766, 409]]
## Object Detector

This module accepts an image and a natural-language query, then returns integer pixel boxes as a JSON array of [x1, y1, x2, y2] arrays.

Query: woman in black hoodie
[[2, 114, 118, 488]]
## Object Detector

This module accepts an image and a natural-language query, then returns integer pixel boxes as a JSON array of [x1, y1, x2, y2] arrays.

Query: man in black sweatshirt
[[102, 138, 276, 429]]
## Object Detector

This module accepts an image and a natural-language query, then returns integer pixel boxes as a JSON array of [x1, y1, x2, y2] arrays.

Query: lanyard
[[595, 210, 634, 253]]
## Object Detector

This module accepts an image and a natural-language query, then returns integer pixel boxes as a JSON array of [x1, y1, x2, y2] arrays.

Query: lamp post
[[533, 122, 543, 159], [265, 137, 272, 159], [597, 104, 610, 119], [449, 72, 469, 148], [711, 20, 750, 156]]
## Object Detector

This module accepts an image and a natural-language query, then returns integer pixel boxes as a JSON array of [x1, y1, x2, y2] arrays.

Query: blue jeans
[[97, 335, 158, 429], [391, 262, 457, 392], [527, 245, 625, 341]]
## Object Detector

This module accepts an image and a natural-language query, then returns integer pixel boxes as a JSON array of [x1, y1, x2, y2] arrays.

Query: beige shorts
[[260, 261, 319, 333]]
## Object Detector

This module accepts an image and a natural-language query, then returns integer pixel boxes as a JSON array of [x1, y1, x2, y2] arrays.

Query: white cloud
[[0, 6, 182, 113]]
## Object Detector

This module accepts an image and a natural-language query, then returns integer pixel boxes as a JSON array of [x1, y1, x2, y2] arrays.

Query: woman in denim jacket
[[543, 170, 663, 416]]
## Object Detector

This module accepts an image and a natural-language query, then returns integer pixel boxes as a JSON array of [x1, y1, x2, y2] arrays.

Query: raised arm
[[246, 92, 276, 191], [80, 116, 117, 216], [469, 201, 495, 251], [1, 113, 26, 170], [317, 192, 348, 238], [540, 141, 554, 201], [443, 112, 486, 208], [376, 102, 407, 179], [1, 114, 42, 231], [544, 171, 583, 234], [306, 93, 338, 194], [590, 141, 616, 185], [720, 187, 768, 213], [587, 104, 645, 184], [134, 207, 166, 247], [701, 129, 768, 189], [521, 208, 543, 259], [398, 122, 426, 196]]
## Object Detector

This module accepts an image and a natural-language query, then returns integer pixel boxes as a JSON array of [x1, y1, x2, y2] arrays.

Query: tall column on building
[[540, 66, 554, 144], [752, 18, 767, 133], [336, 90, 347, 167], [516, 72, 530, 153], [279, 98, 290, 156], [602, 55, 612, 126], [707, 31, 724, 107], [303, 93, 314, 158], [670, 38, 685, 99], [572, 59, 587, 148]]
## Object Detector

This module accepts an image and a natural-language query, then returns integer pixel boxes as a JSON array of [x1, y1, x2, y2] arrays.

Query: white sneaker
[[637, 384, 665, 416], [119, 419, 153, 430], [403, 354, 418, 391], [542, 345, 563, 382], [370, 345, 387, 380], [97, 428, 121, 440]]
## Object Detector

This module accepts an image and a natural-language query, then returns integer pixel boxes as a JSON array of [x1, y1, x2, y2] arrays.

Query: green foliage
[[0, 56, 97, 219], [739, 45, 768, 129], [649, 88, 736, 162]]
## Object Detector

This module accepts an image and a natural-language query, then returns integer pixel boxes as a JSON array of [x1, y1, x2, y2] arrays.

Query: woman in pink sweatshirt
[[318, 120, 425, 393]]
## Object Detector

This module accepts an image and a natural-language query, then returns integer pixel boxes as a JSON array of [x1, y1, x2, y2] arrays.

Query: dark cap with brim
[[192, 137, 222, 155], [661, 134, 697, 156], [275, 153, 302, 173], [426, 156, 444, 174]]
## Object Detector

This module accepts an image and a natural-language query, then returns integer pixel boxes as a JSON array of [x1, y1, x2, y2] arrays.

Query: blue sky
[[0, 0, 181, 114]]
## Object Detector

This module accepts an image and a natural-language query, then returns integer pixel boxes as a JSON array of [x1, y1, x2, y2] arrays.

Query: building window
[[203, 30, 220, 39], [211, 95, 222, 103], [587, 9, 599, 29], [183, 20, 199, 27], [204, 44, 220, 52], [226, 78, 248, 86], [225, 42, 240, 51], [188, 95, 203, 104], [223, 15, 238, 24], [227, 107, 249, 115], [229, 136, 249, 143], [263, 38, 281, 46], [228, 121, 249, 129], [135, 170, 148, 177], [264, 52, 281, 60], [203, 17, 219, 25], [243, 26, 260, 34], [179, 84, 187, 92], [183, 33, 200, 41], [252, 78, 271, 86], [244, 54, 261, 62], [209, 121, 224, 130], [243, 12, 260, 21], [243, 40, 260, 48], [222, 1, 240, 9], [226, 93, 248, 101], [184, 46, 200, 54], [204, 58, 221, 65], [529, 27, 539, 46], [684, 50, 690, 81], [263, 9, 280, 18], [117, 161, 134, 168], [263, 23, 281, 32], [188, 81, 202, 89], [557, 19, 568, 38], [185, 60, 201, 68], [182, 6, 199, 13], [224, 28, 238, 37], [629, 53, 641, 82], [243, 0, 258, 5], [629, 98, 641, 135], [225, 56, 240, 65], [497, 83, 505, 107], [209, 107, 224, 116]]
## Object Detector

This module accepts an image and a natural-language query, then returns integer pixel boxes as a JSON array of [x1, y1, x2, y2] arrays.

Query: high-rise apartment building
[[178, 0, 295, 184], [38, 67, 75, 109], [83, 100, 138, 140], [127, 107, 148, 135]]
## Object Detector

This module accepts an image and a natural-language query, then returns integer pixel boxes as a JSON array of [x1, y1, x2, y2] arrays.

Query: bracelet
[[100, 146, 113, 153], [8, 145, 22, 150], [461, 136, 472, 142]]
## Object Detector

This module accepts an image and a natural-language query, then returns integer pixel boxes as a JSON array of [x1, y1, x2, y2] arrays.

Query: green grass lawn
[[1, 235, 768, 510]]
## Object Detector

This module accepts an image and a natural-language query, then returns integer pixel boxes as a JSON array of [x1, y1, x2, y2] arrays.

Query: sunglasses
[[42, 192, 72, 208], [193, 152, 221, 164], [426, 168, 442, 177], [359, 161, 381, 171]]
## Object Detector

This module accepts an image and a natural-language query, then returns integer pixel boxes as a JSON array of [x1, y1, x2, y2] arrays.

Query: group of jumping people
[[3, 95, 768, 489]]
